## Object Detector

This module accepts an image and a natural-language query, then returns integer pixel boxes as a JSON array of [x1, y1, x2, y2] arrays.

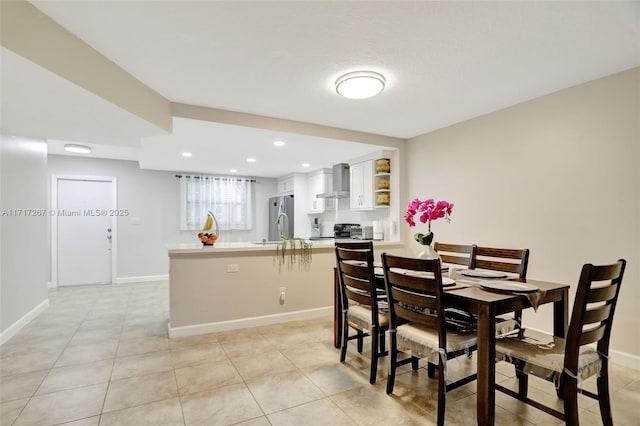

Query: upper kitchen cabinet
[[277, 175, 295, 195], [275, 173, 308, 237], [350, 160, 374, 210], [307, 169, 335, 213]]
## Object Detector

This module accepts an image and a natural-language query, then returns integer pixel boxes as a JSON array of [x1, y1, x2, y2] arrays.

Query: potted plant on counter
[[274, 238, 313, 271]]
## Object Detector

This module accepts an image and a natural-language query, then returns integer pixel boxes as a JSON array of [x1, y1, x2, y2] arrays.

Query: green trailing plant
[[274, 238, 313, 271]]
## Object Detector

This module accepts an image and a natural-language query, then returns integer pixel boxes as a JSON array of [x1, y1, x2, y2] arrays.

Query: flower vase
[[418, 243, 440, 260]]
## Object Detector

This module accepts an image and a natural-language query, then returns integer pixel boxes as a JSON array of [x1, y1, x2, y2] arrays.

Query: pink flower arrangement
[[404, 198, 454, 245]]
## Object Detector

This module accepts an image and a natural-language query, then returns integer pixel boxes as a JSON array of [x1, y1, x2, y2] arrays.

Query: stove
[[333, 223, 360, 239]]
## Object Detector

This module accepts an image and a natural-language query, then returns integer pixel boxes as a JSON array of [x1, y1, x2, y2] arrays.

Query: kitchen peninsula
[[167, 240, 403, 337]]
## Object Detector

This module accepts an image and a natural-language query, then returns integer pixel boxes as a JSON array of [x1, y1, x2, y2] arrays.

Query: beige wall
[[1, 136, 49, 337], [406, 68, 640, 361], [47, 155, 277, 280]]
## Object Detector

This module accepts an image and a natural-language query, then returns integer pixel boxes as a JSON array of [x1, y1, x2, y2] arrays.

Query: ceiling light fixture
[[64, 144, 91, 154], [335, 71, 385, 99], [181, 152, 193, 157], [246, 158, 256, 163], [301, 163, 310, 168], [273, 141, 285, 147], [229, 169, 237, 173]]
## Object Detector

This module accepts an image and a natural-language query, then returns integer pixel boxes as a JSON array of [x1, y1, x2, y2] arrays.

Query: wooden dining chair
[[433, 242, 476, 268], [335, 241, 388, 384], [474, 246, 530, 325], [429, 242, 477, 377], [494, 259, 626, 425], [381, 253, 478, 425]]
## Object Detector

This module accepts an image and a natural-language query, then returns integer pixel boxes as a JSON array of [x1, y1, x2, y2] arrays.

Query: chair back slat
[[474, 246, 529, 278], [434, 242, 476, 268], [395, 304, 439, 328], [386, 270, 439, 293], [346, 290, 373, 306], [565, 259, 626, 373], [341, 275, 372, 293], [590, 262, 624, 282], [580, 325, 607, 346], [582, 304, 612, 325], [586, 284, 619, 304], [340, 262, 370, 280], [338, 249, 368, 265], [390, 286, 437, 311], [439, 254, 468, 266], [474, 259, 523, 274], [336, 241, 373, 250], [476, 247, 524, 259]]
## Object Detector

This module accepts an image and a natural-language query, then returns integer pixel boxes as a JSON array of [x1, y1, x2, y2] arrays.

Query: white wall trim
[[168, 306, 332, 338], [0, 299, 49, 345], [51, 174, 118, 287], [113, 274, 169, 284], [609, 349, 640, 371]]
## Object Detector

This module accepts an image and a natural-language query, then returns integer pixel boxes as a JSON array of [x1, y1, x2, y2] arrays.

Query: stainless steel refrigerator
[[268, 195, 294, 241]]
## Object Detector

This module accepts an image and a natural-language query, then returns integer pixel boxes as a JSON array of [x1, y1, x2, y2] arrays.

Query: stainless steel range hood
[[316, 163, 350, 199]]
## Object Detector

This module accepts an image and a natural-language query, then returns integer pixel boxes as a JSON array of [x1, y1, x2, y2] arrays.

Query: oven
[[333, 223, 360, 239]]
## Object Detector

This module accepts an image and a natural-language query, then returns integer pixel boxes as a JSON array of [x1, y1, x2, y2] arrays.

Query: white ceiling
[[138, 117, 394, 178], [2, 1, 639, 176], [0, 47, 168, 146]]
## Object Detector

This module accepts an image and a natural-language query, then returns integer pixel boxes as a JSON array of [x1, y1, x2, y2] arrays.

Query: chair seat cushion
[[347, 305, 389, 331], [396, 323, 477, 363], [495, 329, 602, 386]]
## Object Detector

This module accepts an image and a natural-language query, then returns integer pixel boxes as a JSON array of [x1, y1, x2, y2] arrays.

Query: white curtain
[[179, 175, 253, 231]]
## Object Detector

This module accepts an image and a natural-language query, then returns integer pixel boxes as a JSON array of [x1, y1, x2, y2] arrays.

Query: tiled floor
[[1, 281, 639, 425]]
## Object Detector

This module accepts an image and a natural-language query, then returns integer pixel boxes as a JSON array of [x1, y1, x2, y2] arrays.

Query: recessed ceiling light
[[301, 163, 310, 168], [229, 169, 237, 173], [181, 152, 193, 157], [64, 144, 91, 154], [273, 140, 285, 147], [247, 158, 257, 163], [335, 71, 385, 99]]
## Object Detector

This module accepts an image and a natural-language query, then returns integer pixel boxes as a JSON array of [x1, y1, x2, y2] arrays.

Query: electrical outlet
[[279, 287, 286, 305], [226, 264, 239, 273]]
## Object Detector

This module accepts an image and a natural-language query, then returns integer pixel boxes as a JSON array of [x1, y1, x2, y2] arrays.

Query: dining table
[[333, 265, 570, 426]]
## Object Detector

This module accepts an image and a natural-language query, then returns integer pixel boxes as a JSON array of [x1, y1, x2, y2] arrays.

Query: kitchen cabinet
[[277, 175, 294, 195], [350, 160, 374, 210], [373, 158, 391, 208], [308, 169, 335, 213]]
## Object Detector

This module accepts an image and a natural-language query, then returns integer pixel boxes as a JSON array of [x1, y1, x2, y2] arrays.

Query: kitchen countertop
[[167, 239, 403, 255]]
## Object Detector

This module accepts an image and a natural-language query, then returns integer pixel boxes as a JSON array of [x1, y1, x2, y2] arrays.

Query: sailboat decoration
[[198, 210, 219, 245]]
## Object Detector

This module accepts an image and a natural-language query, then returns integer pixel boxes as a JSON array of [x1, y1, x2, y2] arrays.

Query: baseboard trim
[[0, 299, 49, 345], [168, 306, 332, 338], [523, 326, 639, 371], [113, 274, 169, 284], [609, 348, 640, 371]]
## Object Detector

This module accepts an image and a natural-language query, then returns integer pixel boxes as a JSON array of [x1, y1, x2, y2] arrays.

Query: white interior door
[[57, 178, 114, 286]]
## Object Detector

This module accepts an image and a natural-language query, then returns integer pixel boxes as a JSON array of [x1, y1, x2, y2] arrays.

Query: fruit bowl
[[198, 232, 218, 246], [198, 210, 219, 246]]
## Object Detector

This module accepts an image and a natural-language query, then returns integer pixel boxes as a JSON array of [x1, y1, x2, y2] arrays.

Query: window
[[179, 175, 253, 231]]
